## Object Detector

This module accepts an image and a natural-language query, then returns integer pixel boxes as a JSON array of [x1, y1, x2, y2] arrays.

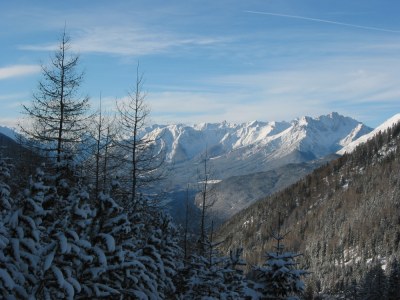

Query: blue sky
[[1, 0, 400, 128]]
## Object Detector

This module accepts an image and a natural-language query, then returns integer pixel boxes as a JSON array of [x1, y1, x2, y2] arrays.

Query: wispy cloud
[[138, 55, 400, 126], [0, 65, 41, 80], [143, 89, 326, 125], [245, 11, 400, 34], [20, 26, 228, 56]]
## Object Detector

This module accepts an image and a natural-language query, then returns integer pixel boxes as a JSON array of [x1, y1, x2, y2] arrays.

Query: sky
[[1, 0, 400, 128]]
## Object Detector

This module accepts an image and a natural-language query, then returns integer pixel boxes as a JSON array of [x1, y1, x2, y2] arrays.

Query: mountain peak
[[327, 111, 341, 118]]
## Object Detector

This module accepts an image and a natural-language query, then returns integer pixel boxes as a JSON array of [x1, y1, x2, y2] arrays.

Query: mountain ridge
[[140, 112, 372, 187]]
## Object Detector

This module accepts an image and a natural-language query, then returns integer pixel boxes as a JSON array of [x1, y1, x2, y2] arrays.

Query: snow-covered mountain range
[[142, 112, 371, 187], [137, 112, 374, 223], [4, 112, 397, 224], [0, 112, 372, 187]]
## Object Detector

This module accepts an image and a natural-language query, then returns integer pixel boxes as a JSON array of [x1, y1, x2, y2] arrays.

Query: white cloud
[[0, 65, 41, 80], [211, 56, 400, 104], [20, 26, 228, 57]]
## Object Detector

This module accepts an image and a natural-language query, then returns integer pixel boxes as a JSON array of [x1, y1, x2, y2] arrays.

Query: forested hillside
[[216, 121, 400, 297]]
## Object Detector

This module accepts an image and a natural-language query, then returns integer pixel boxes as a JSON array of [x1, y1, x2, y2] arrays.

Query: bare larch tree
[[116, 63, 165, 211], [21, 29, 90, 165]]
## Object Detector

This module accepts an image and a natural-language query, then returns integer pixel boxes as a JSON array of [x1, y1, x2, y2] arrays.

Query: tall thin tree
[[89, 94, 116, 197], [116, 63, 165, 211], [196, 149, 216, 255], [21, 29, 90, 166]]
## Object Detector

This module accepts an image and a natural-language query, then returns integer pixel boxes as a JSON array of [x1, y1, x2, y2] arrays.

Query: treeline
[[216, 121, 400, 298]]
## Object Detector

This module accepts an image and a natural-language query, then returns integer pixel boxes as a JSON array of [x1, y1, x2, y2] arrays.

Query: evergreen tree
[[222, 248, 249, 298], [87, 192, 161, 298], [0, 155, 18, 297], [176, 249, 251, 299], [4, 166, 50, 298], [0, 153, 13, 211], [386, 258, 400, 300], [255, 250, 307, 299], [145, 211, 183, 298], [38, 181, 94, 299], [178, 253, 226, 299], [359, 262, 386, 300], [254, 220, 308, 299]]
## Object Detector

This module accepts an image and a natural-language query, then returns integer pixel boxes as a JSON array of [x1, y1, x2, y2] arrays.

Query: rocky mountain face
[[215, 117, 400, 296]]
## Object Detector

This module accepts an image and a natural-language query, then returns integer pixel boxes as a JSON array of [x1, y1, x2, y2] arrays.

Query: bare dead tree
[[82, 94, 117, 199], [115, 63, 165, 211], [197, 148, 217, 255], [20, 29, 90, 167], [184, 184, 190, 260]]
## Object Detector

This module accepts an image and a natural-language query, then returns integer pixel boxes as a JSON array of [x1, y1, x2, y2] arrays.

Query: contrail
[[245, 10, 400, 34]]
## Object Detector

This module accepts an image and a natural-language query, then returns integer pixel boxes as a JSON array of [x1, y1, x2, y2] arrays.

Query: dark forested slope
[[216, 121, 400, 294]]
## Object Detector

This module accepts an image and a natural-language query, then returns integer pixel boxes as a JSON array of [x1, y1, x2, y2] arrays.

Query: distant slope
[[216, 117, 400, 295], [0, 132, 20, 158], [0, 126, 16, 140], [0, 132, 45, 183], [195, 156, 337, 225]]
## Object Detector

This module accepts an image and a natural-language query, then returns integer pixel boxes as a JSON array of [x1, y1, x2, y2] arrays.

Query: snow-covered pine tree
[[177, 252, 225, 299], [177, 250, 252, 299], [254, 219, 308, 299], [0, 153, 18, 297], [387, 258, 400, 300], [221, 248, 250, 298], [133, 209, 181, 299], [0, 153, 12, 212], [41, 184, 94, 298], [3, 166, 50, 298], [87, 192, 160, 298], [176, 225, 249, 299], [255, 251, 307, 299]]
